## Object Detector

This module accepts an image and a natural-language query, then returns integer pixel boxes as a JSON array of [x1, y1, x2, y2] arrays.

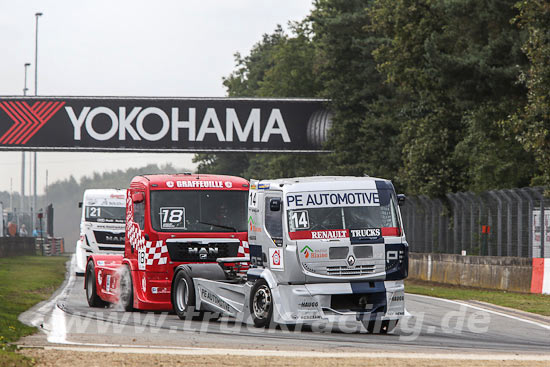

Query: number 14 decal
[[290, 210, 309, 229]]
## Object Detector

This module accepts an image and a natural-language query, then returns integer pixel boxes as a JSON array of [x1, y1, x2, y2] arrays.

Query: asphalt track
[[18, 257, 550, 358]]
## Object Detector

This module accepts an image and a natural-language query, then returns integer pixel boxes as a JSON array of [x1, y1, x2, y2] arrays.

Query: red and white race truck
[[84, 173, 249, 311]]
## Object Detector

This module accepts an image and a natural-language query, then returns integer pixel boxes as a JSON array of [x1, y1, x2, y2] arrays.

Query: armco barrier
[[409, 253, 549, 294], [0, 237, 36, 257]]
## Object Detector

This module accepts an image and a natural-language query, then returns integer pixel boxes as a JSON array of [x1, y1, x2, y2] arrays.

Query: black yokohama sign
[[0, 97, 332, 152]]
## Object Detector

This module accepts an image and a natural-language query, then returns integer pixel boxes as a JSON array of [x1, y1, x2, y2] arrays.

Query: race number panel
[[290, 210, 310, 230], [159, 207, 186, 229]]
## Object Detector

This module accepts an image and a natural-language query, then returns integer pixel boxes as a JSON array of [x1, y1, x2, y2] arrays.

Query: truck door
[[264, 195, 283, 245]]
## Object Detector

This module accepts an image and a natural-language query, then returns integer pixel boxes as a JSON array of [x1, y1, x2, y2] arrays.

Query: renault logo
[[347, 254, 356, 267]]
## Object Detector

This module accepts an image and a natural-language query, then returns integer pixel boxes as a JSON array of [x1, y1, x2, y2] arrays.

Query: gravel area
[[19, 349, 550, 367]]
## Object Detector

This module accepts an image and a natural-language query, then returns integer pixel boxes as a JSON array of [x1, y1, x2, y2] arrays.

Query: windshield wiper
[[198, 221, 237, 232]]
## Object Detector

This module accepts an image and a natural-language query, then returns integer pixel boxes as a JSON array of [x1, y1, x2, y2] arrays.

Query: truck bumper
[[271, 280, 405, 325]]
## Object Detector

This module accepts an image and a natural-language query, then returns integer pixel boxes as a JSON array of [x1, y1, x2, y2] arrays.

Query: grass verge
[[405, 279, 550, 316], [0, 255, 68, 366]]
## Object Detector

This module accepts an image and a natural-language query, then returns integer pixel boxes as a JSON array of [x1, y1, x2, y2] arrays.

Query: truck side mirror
[[397, 194, 406, 206], [78, 202, 82, 208], [270, 198, 281, 212], [132, 192, 145, 203]]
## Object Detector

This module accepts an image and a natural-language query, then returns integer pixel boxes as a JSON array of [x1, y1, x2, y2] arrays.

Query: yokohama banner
[[0, 97, 332, 152]]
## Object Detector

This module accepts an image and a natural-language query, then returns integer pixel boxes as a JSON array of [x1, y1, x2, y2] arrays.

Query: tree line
[[194, 0, 550, 197]]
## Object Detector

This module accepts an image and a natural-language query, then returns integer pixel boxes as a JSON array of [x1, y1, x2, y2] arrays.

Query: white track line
[[27, 255, 76, 342], [407, 293, 550, 331]]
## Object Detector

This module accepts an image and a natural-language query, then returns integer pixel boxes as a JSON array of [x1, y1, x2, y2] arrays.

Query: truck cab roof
[[82, 189, 126, 205], [251, 176, 394, 193], [130, 173, 249, 191]]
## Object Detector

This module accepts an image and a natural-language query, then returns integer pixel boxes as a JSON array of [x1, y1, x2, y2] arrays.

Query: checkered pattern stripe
[[126, 191, 169, 267], [237, 240, 249, 258], [127, 222, 145, 252], [236, 241, 250, 273], [145, 240, 169, 266]]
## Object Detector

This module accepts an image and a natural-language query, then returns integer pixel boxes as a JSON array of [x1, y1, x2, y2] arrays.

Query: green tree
[[194, 22, 326, 179], [371, 0, 533, 195], [505, 0, 550, 189], [310, 0, 402, 180]]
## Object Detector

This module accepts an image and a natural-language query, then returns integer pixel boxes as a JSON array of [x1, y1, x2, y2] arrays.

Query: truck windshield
[[85, 206, 126, 224], [150, 190, 247, 232], [287, 189, 400, 236]]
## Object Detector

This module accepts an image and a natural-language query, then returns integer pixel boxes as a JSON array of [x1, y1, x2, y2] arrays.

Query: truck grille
[[166, 240, 239, 262], [326, 265, 376, 276], [93, 231, 125, 245], [303, 263, 377, 276]]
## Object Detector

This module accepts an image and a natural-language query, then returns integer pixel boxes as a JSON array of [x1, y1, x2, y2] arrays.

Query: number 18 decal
[[159, 207, 186, 229], [138, 246, 146, 270]]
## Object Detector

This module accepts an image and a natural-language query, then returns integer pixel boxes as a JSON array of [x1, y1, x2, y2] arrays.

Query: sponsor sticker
[[269, 248, 284, 270], [166, 181, 174, 188], [295, 313, 322, 320], [350, 228, 381, 238], [171, 180, 225, 188], [289, 229, 349, 240], [258, 183, 270, 190], [298, 300, 319, 308], [151, 287, 170, 294], [300, 245, 328, 259], [199, 286, 232, 312], [391, 295, 405, 302], [248, 216, 261, 233], [286, 190, 379, 209], [224, 181, 233, 188]]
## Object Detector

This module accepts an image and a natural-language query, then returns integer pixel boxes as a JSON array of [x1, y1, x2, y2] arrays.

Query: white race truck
[[75, 189, 126, 275], [171, 176, 408, 333]]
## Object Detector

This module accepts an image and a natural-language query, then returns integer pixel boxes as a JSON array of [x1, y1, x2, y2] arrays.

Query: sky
[[0, 0, 313, 197]]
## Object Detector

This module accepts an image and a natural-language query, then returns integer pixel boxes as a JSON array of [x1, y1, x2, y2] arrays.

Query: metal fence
[[400, 187, 550, 258]]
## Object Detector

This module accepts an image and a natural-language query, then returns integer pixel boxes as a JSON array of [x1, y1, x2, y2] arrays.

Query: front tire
[[250, 279, 273, 328], [172, 270, 196, 320], [119, 265, 133, 311], [85, 260, 108, 308]]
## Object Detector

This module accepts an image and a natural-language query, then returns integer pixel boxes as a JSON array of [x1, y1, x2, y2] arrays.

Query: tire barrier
[[36, 237, 65, 256]]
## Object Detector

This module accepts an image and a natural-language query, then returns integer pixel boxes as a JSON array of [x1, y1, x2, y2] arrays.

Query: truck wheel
[[364, 319, 399, 334], [172, 270, 197, 320], [119, 265, 133, 311], [250, 279, 273, 328], [85, 261, 108, 308]]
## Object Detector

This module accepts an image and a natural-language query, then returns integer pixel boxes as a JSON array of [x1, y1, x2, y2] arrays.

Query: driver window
[[265, 196, 282, 239], [133, 192, 145, 229]]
